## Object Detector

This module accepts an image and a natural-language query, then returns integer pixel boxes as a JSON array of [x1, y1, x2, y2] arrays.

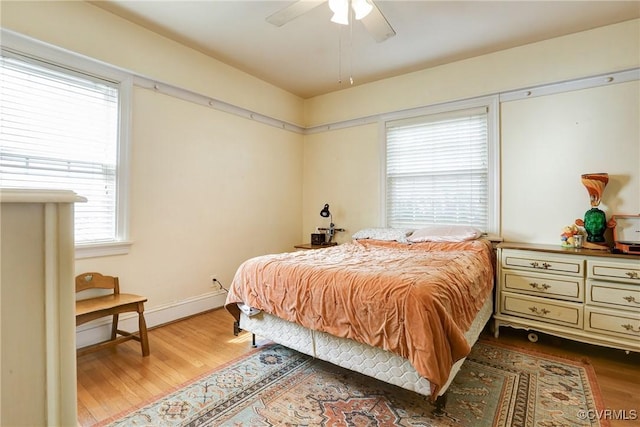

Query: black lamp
[[320, 203, 331, 220], [318, 203, 344, 244]]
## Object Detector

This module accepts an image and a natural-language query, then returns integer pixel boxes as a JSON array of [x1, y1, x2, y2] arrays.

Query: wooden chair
[[75, 272, 150, 357]]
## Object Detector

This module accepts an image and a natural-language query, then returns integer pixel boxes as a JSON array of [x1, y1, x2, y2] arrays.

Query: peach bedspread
[[225, 238, 495, 396]]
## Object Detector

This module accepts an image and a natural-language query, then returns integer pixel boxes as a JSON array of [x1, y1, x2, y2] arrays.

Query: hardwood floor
[[77, 308, 640, 426]]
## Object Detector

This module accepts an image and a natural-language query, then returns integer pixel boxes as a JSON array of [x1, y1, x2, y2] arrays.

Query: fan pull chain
[[349, 5, 354, 85], [336, 1, 355, 87], [338, 27, 343, 85]]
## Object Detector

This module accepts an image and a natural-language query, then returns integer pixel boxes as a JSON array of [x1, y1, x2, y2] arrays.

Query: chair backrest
[[75, 272, 120, 294]]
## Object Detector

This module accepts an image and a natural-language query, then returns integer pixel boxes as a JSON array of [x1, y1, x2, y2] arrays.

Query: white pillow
[[407, 225, 482, 243], [352, 228, 414, 243]]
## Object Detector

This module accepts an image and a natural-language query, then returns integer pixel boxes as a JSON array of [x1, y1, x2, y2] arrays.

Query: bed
[[225, 230, 495, 401]]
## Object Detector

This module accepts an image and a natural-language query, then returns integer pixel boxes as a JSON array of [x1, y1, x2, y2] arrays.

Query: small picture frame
[[311, 233, 325, 245]]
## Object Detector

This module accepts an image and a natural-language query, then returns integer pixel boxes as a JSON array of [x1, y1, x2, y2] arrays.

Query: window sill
[[75, 241, 133, 259]]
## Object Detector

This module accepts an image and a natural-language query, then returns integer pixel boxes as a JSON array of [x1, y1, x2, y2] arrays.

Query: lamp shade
[[320, 204, 331, 218], [580, 173, 609, 207]]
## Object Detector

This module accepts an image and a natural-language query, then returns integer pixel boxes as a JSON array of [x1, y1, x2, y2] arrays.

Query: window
[[0, 36, 131, 256], [384, 98, 499, 233]]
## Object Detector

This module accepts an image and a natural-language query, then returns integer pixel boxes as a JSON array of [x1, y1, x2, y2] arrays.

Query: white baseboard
[[76, 290, 229, 349]]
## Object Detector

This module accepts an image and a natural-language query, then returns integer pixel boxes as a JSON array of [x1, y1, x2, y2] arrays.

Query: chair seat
[[75, 272, 150, 357], [76, 293, 147, 317]]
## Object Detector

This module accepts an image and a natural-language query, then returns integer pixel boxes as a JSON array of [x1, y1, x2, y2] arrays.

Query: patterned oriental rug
[[99, 339, 608, 427]]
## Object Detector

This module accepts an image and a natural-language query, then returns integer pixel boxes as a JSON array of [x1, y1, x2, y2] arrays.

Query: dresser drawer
[[587, 259, 640, 283], [585, 306, 640, 341], [586, 279, 640, 312], [502, 271, 583, 301], [501, 292, 583, 328], [502, 251, 583, 277]]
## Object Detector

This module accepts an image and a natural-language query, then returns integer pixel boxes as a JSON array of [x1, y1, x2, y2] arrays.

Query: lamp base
[[584, 207, 607, 243], [582, 241, 610, 250]]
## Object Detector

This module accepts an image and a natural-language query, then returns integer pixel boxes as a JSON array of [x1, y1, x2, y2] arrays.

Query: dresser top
[[497, 242, 640, 261], [0, 188, 86, 204]]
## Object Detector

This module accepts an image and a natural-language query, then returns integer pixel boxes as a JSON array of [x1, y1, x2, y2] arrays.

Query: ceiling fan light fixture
[[328, 0, 349, 25], [352, 0, 373, 20]]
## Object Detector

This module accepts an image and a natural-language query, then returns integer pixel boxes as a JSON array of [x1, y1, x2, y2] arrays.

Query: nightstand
[[294, 242, 338, 250]]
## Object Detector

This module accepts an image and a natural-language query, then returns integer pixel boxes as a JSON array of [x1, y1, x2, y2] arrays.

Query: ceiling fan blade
[[361, 1, 396, 42], [266, 0, 326, 27]]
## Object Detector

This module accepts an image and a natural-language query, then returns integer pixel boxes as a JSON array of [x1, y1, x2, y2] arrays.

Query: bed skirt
[[239, 293, 493, 397]]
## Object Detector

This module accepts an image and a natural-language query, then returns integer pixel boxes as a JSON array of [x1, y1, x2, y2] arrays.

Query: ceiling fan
[[266, 0, 396, 43]]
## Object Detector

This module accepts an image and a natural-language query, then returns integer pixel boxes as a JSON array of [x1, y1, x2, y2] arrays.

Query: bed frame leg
[[233, 321, 257, 348], [433, 393, 448, 417]]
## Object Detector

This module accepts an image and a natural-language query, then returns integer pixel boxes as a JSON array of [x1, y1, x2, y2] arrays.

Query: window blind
[[385, 107, 489, 230], [0, 53, 119, 243]]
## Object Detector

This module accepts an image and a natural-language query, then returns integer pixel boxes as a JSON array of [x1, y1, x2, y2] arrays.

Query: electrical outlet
[[210, 274, 225, 291]]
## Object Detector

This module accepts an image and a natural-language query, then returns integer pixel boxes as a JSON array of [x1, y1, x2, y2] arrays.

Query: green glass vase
[[583, 207, 606, 243]]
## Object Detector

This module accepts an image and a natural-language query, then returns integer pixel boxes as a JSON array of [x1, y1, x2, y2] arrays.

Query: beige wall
[[77, 88, 303, 304], [302, 124, 382, 244], [1, 1, 304, 126], [302, 19, 640, 245], [1, 1, 304, 330], [501, 81, 639, 243], [304, 19, 640, 127], [1, 0, 638, 329]]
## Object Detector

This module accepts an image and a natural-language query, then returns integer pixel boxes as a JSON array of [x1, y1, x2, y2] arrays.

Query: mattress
[[239, 292, 493, 397], [227, 238, 496, 396]]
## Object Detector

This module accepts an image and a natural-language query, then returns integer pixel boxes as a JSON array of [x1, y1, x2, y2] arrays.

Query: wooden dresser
[[494, 242, 640, 353]]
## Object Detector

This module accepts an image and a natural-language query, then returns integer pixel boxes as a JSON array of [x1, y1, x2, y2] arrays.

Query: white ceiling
[[93, 1, 640, 99]]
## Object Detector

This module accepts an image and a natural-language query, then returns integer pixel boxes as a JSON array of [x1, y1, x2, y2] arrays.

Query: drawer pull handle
[[623, 296, 639, 304], [625, 271, 639, 280], [529, 306, 550, 316], [529, 261, 551, 270], [529, 282, 551, 290], [621, 324, 640, 333]]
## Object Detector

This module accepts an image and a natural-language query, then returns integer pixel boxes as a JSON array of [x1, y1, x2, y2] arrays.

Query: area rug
[[99, 339, 607, 427]]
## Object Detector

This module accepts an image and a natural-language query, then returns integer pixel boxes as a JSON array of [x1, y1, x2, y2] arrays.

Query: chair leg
[[111, 314, 119, 340], [138, 310, 150, 357]]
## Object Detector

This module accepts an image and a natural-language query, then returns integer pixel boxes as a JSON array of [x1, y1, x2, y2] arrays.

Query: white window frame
[[1, 29, 132, 258], [380, 95, 500, 235]]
